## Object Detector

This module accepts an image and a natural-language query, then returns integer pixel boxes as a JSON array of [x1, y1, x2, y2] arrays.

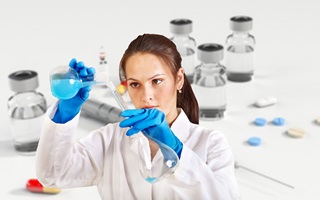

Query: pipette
[[235, 162, 295, 189]]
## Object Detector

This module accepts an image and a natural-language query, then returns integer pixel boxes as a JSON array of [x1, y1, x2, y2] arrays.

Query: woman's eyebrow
[[127, 73, 165, 81]]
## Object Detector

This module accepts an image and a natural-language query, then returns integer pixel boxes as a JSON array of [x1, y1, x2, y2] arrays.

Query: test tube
[[106, 81, 129, 111]]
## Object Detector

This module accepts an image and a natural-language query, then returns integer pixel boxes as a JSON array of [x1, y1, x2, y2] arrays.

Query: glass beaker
[[50, 65, 107, 99], [106, 81, 180, 183]]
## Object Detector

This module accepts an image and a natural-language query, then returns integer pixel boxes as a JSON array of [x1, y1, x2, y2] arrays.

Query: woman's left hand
[[119, 108, 183, 157]]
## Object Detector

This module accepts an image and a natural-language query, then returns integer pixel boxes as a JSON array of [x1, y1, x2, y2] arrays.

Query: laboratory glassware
[[99, 46, 108, 64], [106, 81, 180, 184], [97, 46, 109, 84], [170, 18, 197, 83], [8, 70, 47, 153], [192, 43, 227, 120], [50, 65, 107, 99], [225, 16, 255, 82]]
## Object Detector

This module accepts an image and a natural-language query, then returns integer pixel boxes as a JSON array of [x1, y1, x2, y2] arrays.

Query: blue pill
[[254, 118, 267, 126], [273, 117, 285, 126], [247, 137, 262, 146]]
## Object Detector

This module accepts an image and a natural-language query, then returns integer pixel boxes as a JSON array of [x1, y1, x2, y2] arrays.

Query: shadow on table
[[0, 141, 17, 157], [10, 187, 59, 197]]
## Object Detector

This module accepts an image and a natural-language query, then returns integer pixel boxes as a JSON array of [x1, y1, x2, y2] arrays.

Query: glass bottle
[[96, 46, 109, 84], [225, 16, 255, 82], [192, 43, 227, 120], [170, 18, 197, 83], [8, 70, 47, 153]]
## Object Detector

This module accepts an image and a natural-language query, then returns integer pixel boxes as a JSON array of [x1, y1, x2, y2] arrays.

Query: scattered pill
[[254, 118, 267, 126], [26, 179, 61, 194], [273, 117, 285, 126], [247, 137, 262, 146], [316, 117, 320, 125], [287, 128, 305, 138], [254, 96, 277, 108]]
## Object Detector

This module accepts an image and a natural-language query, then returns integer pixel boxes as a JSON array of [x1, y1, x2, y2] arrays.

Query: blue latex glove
[[52, 58, 94, 123], [119, 108, 183, 158]]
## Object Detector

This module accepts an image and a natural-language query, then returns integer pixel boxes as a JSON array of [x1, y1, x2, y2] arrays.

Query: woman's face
[[125, 53, 184, 124]]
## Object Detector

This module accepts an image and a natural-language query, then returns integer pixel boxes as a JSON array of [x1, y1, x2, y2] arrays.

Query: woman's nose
[[141, 86, 153, 102]]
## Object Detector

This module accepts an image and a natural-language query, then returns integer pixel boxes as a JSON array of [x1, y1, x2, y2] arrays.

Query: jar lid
[[197, 43, 224, 63], [170, 18, 193, 34], [230, 16, 253, 32], [8, 70, 39, 92]]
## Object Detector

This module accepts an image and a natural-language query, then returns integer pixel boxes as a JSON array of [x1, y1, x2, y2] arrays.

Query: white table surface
[[1, 0, 320, 199]]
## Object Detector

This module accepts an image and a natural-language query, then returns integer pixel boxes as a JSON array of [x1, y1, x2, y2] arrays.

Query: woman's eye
[[129, 82, 139, 88], [152, 79, 162, 85]]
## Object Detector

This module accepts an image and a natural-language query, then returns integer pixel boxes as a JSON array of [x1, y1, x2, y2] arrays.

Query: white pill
[[316, 117, 320, 125], [287, 127, 305, 138], [254, 96, 277, 108]]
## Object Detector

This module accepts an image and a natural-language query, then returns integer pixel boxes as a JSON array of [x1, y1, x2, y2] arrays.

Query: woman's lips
[[144, 106, 158, 109]]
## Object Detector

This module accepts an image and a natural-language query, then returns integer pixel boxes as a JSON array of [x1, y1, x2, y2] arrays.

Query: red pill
[[26, 179, 61, 194]]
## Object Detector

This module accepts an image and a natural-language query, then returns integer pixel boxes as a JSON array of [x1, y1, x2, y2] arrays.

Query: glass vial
[[96, 46, 109, 84], [225, 16, 255, 82], [8, 70, 47, 153], [192, 43, 226, 120], [170, 18, 197, 83]]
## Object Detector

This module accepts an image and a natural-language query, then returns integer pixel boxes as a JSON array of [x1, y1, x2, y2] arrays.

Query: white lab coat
[[36, 102, 240, 200]]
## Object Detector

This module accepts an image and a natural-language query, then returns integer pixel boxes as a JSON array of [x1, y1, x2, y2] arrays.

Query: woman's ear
[[177, 68, 185, 90]]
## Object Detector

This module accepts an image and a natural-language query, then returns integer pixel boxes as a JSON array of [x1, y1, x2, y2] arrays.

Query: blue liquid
[[145, 177, 157, 183], [51, 79, 81, 99]]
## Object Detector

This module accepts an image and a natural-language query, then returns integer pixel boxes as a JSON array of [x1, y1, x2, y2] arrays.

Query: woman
[[36, 33, 240, 200]]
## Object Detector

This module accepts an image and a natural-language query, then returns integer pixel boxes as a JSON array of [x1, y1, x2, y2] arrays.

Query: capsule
[[26, 179, 61, 194], [254, 96, 277, 108]]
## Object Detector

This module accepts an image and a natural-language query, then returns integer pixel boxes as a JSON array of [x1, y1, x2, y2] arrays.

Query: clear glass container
[[225, 16, 255, 82], [50, 65, 107, 100], [8, 70, 47, 153], [97, 46, 109, 84], [192, 43, 227, 120], [170, 18, 197, 83]]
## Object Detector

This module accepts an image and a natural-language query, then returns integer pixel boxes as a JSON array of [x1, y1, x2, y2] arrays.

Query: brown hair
[[119, 33, 199, 124]]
